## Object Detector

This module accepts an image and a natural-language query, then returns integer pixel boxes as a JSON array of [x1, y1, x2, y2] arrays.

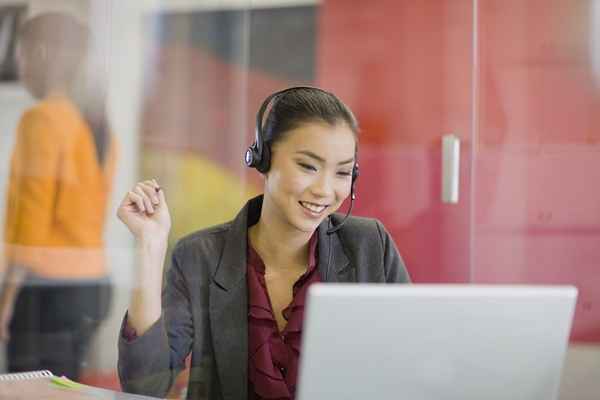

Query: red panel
[[317, 0, 600, 342], [317, 0, 473, 283], [475, 0, 600, 342]]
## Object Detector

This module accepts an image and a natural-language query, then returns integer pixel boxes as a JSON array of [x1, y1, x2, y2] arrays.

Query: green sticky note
[[50, 375, 84, 389]]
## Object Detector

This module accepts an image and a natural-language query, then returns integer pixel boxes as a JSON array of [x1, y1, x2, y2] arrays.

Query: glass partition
[[0, 1, 597, 399], [473, 1, 600, 398]]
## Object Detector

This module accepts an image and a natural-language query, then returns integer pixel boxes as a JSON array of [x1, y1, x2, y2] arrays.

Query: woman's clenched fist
[[117, 179, 171, 242]]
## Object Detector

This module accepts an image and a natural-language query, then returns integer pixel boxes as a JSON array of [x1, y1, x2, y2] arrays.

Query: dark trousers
[[7, 279, 111, 380]]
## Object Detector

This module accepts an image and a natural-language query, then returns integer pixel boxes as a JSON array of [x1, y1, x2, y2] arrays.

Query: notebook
[[0, 370, 160, 399], [0, 369, 54, 381]]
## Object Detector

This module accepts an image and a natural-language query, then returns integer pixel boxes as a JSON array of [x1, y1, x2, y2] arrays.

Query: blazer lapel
[[209, 279, 247, 400], [209, 198, 261, 400], [317, 216, 355, 283]]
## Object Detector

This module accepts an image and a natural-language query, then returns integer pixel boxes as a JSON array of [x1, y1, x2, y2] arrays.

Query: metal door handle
[[442, 134, 460, 204]]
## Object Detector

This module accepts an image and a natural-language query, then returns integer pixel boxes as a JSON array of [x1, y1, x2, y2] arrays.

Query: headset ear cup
[[245, 146, 255, 168], [245, 143, 261, 169]]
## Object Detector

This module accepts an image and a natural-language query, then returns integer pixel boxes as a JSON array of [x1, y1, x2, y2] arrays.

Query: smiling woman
[[116, 87, 410, 400]]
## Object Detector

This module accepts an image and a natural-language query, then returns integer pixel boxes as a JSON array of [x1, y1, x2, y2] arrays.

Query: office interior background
[[0, 0, 599, 398]]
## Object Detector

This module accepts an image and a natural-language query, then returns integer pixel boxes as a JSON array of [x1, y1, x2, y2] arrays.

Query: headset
[[244, 86, 359, 235]]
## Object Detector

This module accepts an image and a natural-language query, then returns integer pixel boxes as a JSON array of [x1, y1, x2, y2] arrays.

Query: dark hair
[[18, 13, 110, 166], [262, 87, 359, 148]]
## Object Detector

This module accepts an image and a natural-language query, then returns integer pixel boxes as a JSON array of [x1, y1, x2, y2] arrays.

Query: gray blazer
[[118, 195, 410, 400]]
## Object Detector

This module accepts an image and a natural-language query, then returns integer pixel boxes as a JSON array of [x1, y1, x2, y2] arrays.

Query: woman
[[117, 87, 409, 399], [0, 13, 116, 380]]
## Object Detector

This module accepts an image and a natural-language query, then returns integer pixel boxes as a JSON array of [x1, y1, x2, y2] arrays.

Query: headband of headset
[[244, 86, 359, 193]]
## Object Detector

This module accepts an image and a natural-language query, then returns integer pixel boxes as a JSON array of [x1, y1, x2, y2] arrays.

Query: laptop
[[297, 284, 577, 400]]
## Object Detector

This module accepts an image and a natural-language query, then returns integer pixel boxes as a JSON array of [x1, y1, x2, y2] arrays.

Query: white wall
[[85, 0, 144, 372], [0, 0, 89, 20]]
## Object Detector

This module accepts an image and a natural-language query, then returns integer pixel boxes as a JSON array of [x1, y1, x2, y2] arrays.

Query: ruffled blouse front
[[247, 232, 320, 400]]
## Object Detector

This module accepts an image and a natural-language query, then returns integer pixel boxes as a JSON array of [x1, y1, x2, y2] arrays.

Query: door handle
[[442, 134, 460, 204]]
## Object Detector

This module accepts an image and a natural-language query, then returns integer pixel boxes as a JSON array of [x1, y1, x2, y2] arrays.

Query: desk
[[0, 377, 160, 399]]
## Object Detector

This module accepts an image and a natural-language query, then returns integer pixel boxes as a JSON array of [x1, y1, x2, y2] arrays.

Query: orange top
[[3, 95, 117, 279]]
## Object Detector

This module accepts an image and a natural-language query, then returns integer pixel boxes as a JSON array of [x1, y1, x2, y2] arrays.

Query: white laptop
[[297, 284, 577, 400]]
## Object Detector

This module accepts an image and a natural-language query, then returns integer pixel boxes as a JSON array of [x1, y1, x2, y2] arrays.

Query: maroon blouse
[[247, 232, 320, 400]]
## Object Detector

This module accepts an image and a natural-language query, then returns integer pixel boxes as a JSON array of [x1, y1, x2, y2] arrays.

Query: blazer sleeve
[[375, 220, 411, 283], [118, 248, 194, 397]]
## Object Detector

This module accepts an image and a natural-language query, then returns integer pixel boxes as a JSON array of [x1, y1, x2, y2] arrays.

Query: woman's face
[[263, 121, 356, 233]]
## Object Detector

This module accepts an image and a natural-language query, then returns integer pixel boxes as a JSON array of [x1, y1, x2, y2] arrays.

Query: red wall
[[317, 0, 600, 342], [317, 0, 474, 283]]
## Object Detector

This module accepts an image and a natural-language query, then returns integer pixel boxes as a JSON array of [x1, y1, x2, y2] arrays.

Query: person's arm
[[117, 180, 170, 334], [375, 220, 411, 283], [118, 245, 194, 397], [5, 109, 60, 251], [116, 180, 193, 397], [0, 265, 26, 341], [127, 234, 167, 335]]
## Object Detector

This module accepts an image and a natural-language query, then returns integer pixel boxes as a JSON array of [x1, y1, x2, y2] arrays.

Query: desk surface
[[0, 377, 160, 400]]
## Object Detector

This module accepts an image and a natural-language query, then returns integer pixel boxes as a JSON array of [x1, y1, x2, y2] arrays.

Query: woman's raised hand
[[118, 180, 169, 329], [117, 179, 171, 242]]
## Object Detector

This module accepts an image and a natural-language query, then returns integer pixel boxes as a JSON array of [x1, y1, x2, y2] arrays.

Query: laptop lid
[[297, 284, 577, 400]]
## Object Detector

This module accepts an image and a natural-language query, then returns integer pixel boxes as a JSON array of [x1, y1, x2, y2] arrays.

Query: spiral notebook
[[0, 369, 54, 381], [0, 370, 161, 399]]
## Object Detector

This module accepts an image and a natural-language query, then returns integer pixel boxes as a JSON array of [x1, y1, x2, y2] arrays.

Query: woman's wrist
[[129, 236, 166, 333], [137, 232, 169, 250], [135, 233, 168, 285]]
